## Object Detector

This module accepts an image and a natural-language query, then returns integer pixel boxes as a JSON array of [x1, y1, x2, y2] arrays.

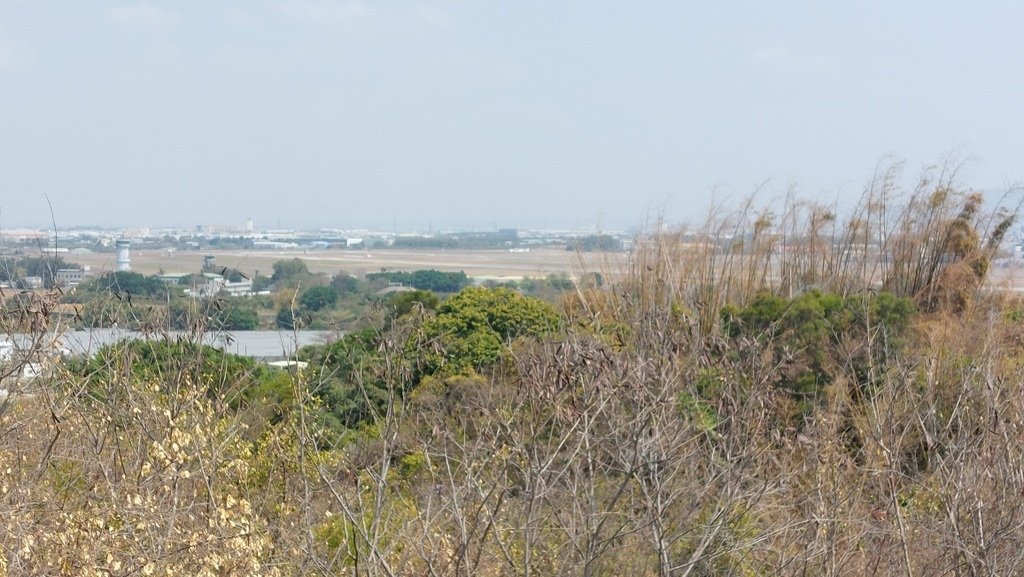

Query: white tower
[[115, 239, 131, 272]]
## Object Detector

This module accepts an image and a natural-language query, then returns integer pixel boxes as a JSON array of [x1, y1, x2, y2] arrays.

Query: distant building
[[54, 266, 92, 287], [156, 272, 190, 284], [194, 274, 253, 297], [253, 241, 298, 249], [219, 279, 254, 296]]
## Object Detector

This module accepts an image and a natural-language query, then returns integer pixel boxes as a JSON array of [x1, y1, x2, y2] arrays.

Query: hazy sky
[[2, 1, 1023, 231]]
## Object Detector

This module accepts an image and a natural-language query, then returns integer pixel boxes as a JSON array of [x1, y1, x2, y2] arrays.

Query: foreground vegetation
[[3, 165, 1024, 575]]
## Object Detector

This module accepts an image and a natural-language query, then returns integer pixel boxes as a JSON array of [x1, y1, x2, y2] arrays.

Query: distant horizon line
[[0, 221, 643, 235], [0, 227, 642, 238]]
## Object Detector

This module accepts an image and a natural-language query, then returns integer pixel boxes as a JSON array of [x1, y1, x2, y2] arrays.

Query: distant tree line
[[389, 233, 521, 250], [366, 269, 471, 293], [0, 256, 76, 288], [390, 236, 460, 249], [87, 271, 168, 297], [566, 234, 623, 251]]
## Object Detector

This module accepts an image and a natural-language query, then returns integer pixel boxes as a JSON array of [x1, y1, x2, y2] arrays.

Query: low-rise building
[[191, 274, 254, 297], [156, 272, 190, 284], [54, 266, 92, 287]]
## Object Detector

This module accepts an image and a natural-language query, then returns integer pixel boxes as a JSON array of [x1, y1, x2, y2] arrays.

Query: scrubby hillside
[[2, 168, 1024, 576]]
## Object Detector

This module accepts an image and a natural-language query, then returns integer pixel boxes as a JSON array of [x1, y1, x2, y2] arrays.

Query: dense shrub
[[417, 286, 561, 376]]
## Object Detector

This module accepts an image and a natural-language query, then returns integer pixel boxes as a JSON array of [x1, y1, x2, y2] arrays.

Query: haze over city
[[2, 1, 1023, 230]]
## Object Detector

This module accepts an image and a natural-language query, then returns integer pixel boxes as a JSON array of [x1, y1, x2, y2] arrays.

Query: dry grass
[[2, 160, 1024, 576]]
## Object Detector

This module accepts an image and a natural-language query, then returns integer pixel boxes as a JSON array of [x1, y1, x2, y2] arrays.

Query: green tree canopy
[[330, 272, 359, 296], [216, 302, 260, 330], [0, 256, 72, 287], [299, 286, 339, 312], [387, 290, 439, 319], [271, 258, 310, 283], [87, 271, 168, 298], [720, 290, 915, 403], [72, 338, 295, 425], [418, 286, 561, 376], [365, 269, 470, 293], [299, 329, 394, 434], [567, 234, 623, 252]]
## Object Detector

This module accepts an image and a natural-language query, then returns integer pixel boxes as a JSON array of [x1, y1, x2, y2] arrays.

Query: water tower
[[115, 239, 131, 272]]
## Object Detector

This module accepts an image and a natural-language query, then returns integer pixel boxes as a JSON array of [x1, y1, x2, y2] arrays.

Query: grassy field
[[64, 246, 1024, 293], [68, 247, 629, 279]]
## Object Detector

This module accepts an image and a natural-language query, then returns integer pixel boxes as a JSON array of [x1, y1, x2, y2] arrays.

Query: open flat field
[[68, 247, 631, 280], [67, 247, 1024, 290]]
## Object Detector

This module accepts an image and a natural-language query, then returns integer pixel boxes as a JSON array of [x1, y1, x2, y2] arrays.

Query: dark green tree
[[299, 329, 393, 433], [251, 273, 272, 292], [567, 234, 623, 252], [365, 269, 470, 293], [720, 290, 915, 404], [299, 286, 338, 312], [215, 303, 260, 330], [387, 290, 439, 319], [271, 258, 309, 283], [330, 272, 359, 297], [0, 256, 71, 287], [88, 272, 168, 298], [276, 308, 298, 330], [418, 286, 560, 376]]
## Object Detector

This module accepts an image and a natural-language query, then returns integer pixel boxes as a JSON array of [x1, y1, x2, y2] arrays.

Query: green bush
[[300, 286, 339, 312], [418, 286, 561, 376], [721, 290, 915, 400]]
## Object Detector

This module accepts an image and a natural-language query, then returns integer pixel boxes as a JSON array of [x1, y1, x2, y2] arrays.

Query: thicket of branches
[[2, 161, 1024, 576]]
